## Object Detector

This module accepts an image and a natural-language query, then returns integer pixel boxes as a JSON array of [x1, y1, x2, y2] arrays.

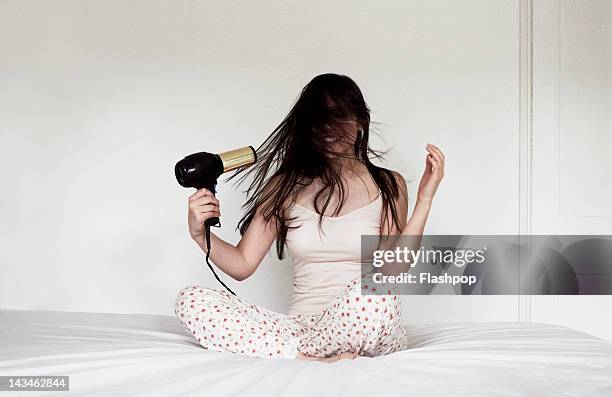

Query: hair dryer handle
[[205, 216, 220, 227]]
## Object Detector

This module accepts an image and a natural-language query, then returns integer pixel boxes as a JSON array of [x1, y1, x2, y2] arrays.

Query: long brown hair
[[226, 73, 402, 259]]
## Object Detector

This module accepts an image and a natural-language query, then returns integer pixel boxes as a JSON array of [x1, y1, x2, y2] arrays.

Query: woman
[[175, 73, 444, 363]]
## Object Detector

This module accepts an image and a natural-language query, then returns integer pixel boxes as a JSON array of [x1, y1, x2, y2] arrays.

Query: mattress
[[1, 309, 611, 397]]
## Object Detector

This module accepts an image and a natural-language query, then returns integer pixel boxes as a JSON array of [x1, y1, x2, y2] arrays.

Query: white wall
[[0, 0, 607, 339]]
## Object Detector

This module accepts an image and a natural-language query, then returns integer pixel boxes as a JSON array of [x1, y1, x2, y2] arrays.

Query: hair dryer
[[174, 146, 257, 295], [175, 146, 257, 227]]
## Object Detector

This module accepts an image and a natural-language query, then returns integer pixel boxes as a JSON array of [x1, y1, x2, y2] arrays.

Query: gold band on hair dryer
[[218, 146, 258, 173], [174, 145, 257, 226]]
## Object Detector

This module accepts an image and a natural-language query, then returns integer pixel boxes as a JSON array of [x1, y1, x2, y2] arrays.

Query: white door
[[530, 0, 612, 340]]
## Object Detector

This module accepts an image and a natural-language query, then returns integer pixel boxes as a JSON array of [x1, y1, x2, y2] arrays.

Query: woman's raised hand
[[187, 188, 220, 240], [417, 143, 445, 205]]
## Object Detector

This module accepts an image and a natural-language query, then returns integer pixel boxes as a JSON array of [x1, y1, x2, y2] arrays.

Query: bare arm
[[187, 182, 280, 282], [404, 143, 444, 236], [378, 171, 409, 276], [379, 144, 445, 276]]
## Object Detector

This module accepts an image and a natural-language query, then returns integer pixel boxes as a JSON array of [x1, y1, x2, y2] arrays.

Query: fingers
[[192, 196, 220, 209], [188, 190, 220, 222], [427, 153, 441, 171], [189, 187, 215, 202], [429, 156, 443, 176], [426, 143, 445, 165], [190, 203, 220, 223], [189, 191, 219, 209], [191, 203, 220, 221], [193, 208, 220, 224], [426, 143, 445, 177], [427, 143, 444, 157], [187, 188, 220, 237], [194, 203, 220, 214]]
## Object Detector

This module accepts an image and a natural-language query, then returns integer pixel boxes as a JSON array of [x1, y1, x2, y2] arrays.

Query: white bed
[[1, 309, 611, 397]]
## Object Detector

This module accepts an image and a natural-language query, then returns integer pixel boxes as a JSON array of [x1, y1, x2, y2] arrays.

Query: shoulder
[[390, 170, 406, 185], [378, 169, 408, 234], [388, 170, 408, 199]]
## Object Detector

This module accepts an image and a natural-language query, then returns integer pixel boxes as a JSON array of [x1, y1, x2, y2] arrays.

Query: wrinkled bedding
[[1, 309, 611, 396]]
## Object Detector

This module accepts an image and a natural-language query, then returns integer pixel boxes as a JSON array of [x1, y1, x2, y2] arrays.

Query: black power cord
[[204, 223, 236, 296]]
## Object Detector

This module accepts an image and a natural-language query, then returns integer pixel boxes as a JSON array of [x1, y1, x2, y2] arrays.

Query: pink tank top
[[285, 193, 383, 315]]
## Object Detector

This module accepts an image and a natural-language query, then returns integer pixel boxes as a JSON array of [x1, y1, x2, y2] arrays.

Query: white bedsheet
[[1, 309, 611, 397]]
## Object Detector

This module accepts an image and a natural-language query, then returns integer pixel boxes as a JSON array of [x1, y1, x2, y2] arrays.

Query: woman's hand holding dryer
[[187, 188, 220, 240]]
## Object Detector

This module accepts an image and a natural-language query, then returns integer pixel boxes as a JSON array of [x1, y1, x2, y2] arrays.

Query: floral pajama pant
[[174, 274, 407, 359]]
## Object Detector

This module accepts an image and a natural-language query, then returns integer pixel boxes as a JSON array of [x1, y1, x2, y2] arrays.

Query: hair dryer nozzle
[[218, 146, 257, 172]]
